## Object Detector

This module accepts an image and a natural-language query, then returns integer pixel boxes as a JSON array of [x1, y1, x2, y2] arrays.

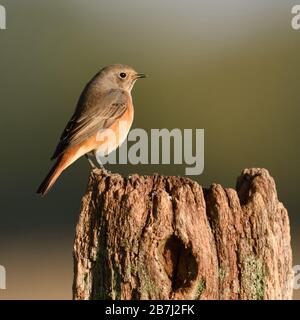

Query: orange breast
[[60, 103, 134, 169], [95, 102, 134, 156]]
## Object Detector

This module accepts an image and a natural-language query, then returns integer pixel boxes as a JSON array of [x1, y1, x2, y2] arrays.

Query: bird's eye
[[119, 72, 127, 79]]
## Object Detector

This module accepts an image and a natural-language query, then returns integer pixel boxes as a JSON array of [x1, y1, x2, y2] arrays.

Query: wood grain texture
[[73, 168, 293, 300]]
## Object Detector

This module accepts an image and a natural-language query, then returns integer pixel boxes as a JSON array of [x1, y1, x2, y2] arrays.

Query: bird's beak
[[135, 73, 147, 79]]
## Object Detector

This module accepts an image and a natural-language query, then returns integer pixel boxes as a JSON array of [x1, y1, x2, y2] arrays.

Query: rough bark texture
[[73, 168, 293, 300]]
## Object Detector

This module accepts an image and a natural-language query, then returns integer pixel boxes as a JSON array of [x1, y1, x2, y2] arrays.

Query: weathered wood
[[73, 168, 293, 300]]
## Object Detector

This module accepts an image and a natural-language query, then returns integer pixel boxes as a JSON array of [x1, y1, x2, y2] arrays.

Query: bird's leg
[[85, 152, 98, 170], [97, 159, 108, 175], [94, 150, 109, 175]]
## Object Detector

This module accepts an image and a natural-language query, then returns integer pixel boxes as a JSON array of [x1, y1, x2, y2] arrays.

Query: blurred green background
[[0, 0, 299, 299]]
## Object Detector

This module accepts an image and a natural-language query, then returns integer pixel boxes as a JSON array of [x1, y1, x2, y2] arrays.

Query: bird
[[37, 64, 146, 196]]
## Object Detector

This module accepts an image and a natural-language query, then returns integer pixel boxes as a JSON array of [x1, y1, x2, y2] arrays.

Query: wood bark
[[73, 168, 293, 300]]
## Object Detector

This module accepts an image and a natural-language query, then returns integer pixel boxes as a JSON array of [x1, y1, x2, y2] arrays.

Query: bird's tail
[[37, 156, 66, 196]]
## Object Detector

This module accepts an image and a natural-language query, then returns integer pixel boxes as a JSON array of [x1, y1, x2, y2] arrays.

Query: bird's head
[[95, 64, 146, 92]]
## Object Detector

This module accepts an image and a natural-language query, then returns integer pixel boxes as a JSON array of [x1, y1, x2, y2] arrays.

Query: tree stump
[[73, 168, 293, 300]]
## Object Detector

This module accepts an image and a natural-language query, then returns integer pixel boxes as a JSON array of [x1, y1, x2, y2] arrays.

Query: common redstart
[[37, 64, 146, 196]]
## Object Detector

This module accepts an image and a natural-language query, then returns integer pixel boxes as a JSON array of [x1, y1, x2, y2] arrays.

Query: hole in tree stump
[[163, 235, 198, 291]]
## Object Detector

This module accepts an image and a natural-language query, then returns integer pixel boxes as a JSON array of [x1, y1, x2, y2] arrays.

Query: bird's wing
[[51, 89, 129, 159]]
